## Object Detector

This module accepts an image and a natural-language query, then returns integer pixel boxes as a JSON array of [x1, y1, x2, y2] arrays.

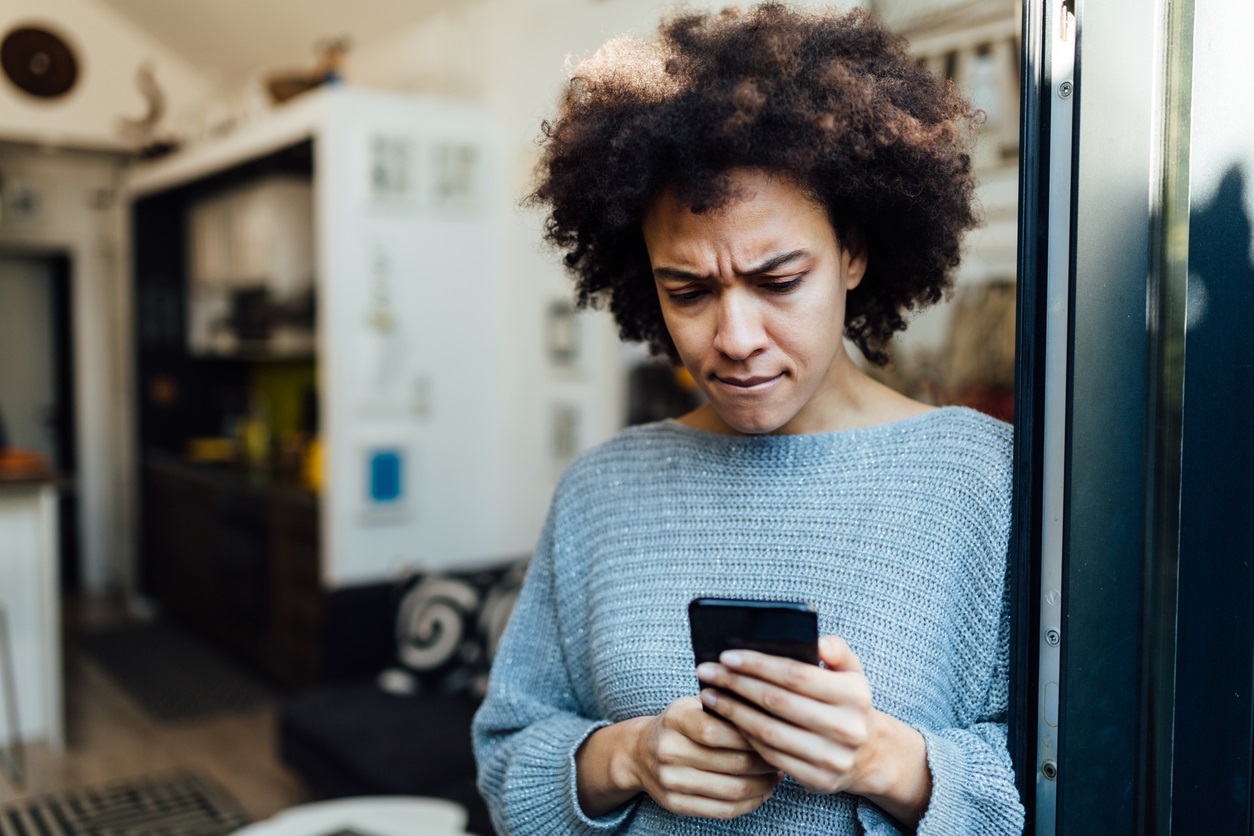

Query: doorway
[[0, 251, 80, 591]]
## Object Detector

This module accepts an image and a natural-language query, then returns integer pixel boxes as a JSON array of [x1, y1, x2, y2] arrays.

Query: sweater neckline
[[655, 405, 969, 449]]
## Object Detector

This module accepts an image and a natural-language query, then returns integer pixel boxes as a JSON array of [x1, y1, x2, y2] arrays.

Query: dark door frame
[[0, 247, 80, 591], [1013, 0, 1254, 832]]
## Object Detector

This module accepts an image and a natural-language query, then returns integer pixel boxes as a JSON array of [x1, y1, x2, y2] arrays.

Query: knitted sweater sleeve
[[471, 508, 637, 835], [858, 553, 1024, 835]]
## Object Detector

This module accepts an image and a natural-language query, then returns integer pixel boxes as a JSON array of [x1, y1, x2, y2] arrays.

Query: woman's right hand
[[576, 696, 781, 820]]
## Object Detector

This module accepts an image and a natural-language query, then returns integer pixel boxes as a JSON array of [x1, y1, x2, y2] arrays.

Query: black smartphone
[[689, 597, 819, 713]]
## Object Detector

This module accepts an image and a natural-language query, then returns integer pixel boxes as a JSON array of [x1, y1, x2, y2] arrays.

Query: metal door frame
[[1014, 0, 1254, 831]]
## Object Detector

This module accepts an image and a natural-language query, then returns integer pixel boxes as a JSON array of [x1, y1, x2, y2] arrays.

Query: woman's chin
[[711, 407, 792, 436]]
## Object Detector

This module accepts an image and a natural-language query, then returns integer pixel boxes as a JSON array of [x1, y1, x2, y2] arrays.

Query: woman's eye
[[762, 276, 803, 293], [668, 288, 707, 304]]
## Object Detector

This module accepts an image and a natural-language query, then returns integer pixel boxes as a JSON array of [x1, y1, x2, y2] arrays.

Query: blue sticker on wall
[[368, 449, 403, 503]]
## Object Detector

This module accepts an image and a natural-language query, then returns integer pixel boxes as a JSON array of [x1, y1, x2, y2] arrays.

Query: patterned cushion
[[377, 558, 527, 699]]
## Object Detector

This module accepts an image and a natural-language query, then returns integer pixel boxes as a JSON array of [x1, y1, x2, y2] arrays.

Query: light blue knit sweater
[[472, 407, 1024, 834]]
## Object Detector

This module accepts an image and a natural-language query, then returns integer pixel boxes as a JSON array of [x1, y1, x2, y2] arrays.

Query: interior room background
[[0, 0, 1019, 827]]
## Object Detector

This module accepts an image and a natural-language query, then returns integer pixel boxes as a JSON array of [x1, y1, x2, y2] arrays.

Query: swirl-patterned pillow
[[377, 560, 526, 699]]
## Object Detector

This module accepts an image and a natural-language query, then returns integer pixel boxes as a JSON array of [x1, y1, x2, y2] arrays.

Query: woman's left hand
[[696, 635, 932, 827]]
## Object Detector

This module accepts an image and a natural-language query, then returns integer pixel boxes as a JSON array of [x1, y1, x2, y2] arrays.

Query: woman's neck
[[678, 355, 933, 436]]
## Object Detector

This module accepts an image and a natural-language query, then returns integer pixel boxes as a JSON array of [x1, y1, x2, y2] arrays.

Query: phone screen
[[688, 597, 819, 667]]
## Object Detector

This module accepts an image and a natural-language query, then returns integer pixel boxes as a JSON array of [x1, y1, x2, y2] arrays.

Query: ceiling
[[94, 0, 465, 85], [92, 0, 996, 90]]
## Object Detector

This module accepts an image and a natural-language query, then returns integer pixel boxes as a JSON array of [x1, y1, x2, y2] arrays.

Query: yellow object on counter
[[302, 436, 322, 492], [241, 415, 271, 471], [186, 437, 236, 463]]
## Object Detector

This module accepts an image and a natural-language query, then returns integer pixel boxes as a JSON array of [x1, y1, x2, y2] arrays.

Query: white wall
[[314, 90, 521, 581], [871, 0, 988, 32], [0, 144, 133, 594], [0, 0, 210, 150], [0, 485, 62, 748]]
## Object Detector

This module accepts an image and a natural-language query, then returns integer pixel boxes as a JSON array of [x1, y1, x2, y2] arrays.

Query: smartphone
[[689, 598, 819, 713]]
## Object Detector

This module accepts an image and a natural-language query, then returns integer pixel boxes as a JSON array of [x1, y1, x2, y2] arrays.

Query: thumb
[[819, 635, 863, 673]]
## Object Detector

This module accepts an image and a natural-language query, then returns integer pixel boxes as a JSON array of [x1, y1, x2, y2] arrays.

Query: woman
[[472, 5, 1024, 833]]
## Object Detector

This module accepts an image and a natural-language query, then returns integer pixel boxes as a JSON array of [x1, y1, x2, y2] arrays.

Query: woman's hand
[[575, 696, 781, 820], [696, 635, 932, 829]]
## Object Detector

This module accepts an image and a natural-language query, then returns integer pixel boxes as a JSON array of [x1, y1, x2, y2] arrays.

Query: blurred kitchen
[[0, 0, 1019, 833]]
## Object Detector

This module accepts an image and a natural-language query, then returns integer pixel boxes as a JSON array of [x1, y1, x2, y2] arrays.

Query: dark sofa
[[278, 560, 527, 836]]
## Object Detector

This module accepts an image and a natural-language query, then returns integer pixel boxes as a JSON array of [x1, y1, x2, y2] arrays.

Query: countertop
[[144, 451, 318, 508], [0, 470, 68, 492]]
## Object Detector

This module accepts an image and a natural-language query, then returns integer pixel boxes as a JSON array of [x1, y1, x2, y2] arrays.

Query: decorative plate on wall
[[1, 25, 79, 99]]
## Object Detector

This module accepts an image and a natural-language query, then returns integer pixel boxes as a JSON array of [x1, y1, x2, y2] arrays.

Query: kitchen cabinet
[[0, 478, 62, 750], [186, 175, 314, 356], [144, 458, 321, 687], [187, 175, 313, 296], [130, 87, 525, 686]]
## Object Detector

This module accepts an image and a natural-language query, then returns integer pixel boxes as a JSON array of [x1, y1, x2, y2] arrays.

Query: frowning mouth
[[713, 373, 784, 390]]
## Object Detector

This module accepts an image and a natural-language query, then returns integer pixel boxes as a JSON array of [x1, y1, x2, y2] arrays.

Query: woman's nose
[[711, 292, 768, 360]]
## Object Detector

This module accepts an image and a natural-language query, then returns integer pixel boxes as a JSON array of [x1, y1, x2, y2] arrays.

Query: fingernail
[[696, 662, 718, 681], [720, 650, 743, 667], [700, 688, 718, 707]]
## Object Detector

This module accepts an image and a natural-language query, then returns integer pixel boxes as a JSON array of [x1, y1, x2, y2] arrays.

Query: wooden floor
[[0, 595, 306, 822]]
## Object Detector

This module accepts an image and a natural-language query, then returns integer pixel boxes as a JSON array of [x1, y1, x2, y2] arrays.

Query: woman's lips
[[713, 373, 783, 390]]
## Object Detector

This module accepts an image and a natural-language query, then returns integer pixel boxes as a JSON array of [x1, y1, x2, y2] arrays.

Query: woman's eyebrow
[[653, 266, 706, 280], [652, 249, 811, 281], [739, 249, 809, 275]]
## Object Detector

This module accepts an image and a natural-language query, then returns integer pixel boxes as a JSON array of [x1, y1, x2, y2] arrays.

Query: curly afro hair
[[529, 3, 980, 366]]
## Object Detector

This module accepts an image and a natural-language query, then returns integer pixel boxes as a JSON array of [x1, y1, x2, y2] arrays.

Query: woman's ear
[[842, 228, 869, 290]]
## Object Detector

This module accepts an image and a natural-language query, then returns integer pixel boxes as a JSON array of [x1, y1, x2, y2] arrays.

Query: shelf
[[129, 90, 328, 198]]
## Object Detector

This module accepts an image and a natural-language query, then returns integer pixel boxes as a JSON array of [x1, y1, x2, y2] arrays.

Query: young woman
[[472, 5, 1024, 833]]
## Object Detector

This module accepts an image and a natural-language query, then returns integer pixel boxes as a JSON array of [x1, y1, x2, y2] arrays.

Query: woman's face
[[642, 168, 866, 435]]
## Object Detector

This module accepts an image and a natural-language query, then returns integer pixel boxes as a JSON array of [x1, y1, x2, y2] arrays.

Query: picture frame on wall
[[428, 140, 481, 214], [364, 132, 420, 210], [551, 401, 580, 465], [545, 300, 580, 368]]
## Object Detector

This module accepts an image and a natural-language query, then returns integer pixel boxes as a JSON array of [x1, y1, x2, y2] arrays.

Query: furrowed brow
[[738, 249, 809, 276], [653, 266, 706, 280], [653, 249, 810, 281]]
